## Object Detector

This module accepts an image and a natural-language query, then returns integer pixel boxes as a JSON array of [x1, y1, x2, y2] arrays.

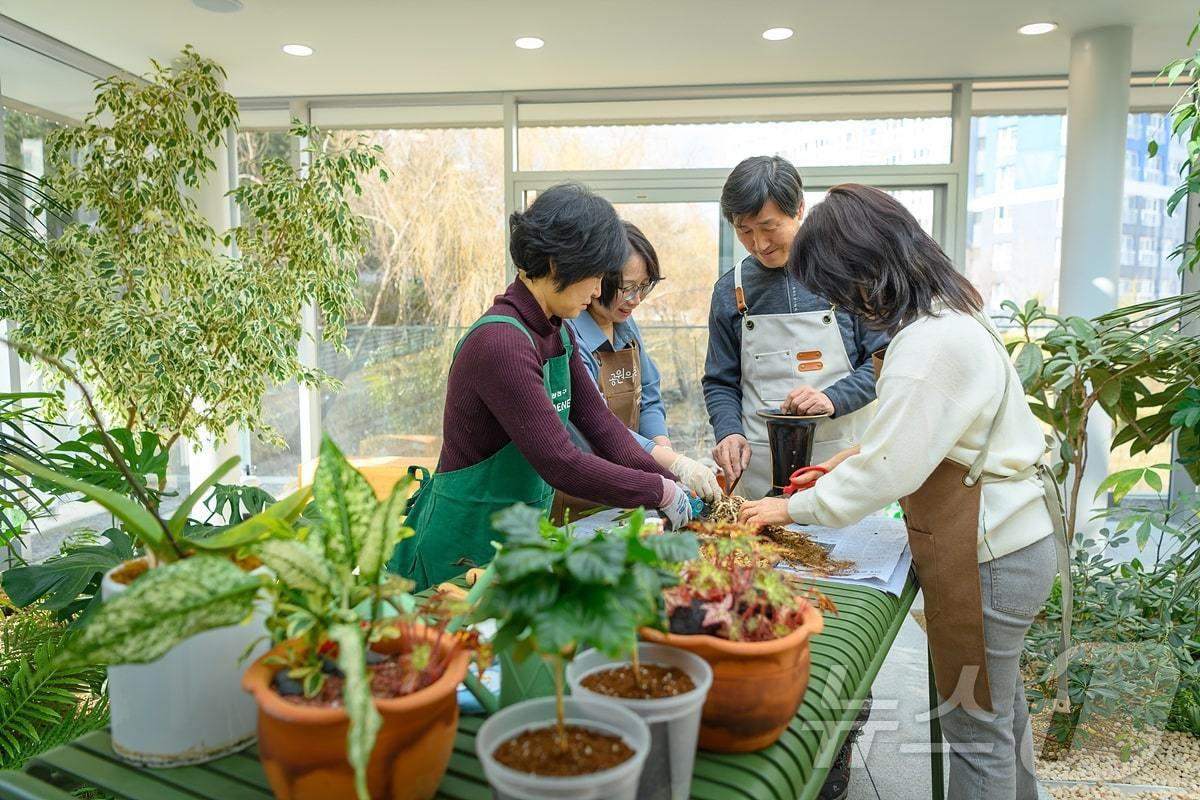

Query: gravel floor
[[1035, 727, 1200, 798]]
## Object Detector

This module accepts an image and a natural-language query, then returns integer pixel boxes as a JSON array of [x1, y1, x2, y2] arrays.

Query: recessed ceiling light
[[192, 0, 243, 11], [282, 43, 314, 57], [762, 27, 794, 41], [1018, 22, 1058, 35], [515, 36, 545, 50]]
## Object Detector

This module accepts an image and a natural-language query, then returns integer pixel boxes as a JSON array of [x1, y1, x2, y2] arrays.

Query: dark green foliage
[[0, 606, 108, 770], [1, 529, 134, 624], [1024, 491, 1200, 739], [474, 504, 698, 664]]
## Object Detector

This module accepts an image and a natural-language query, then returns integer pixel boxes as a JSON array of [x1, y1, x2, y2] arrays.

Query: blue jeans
[[938, 534, 1057, 800]]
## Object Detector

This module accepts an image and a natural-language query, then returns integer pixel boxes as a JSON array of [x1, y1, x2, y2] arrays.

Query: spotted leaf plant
[[252, 436, 477, 800]]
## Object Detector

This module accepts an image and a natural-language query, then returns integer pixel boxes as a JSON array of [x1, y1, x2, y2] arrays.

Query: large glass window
[[237, 127, 505, 490], [235, 131, 303, 493], [3, 105, 67, 240], [966, 113, 1188, 497], [520, 117, 951, 171], [966, 113, 1187, 315], [319, 127, 505, 466]]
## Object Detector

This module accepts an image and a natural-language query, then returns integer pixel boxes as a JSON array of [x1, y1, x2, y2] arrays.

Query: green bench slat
[[434, 771, 489, 799], [692, 754, 791, 800], [201, 753, 274, 792], [0, 771, 78, 800], [689, 767, 779, 800], [30, 746, 205, 800], [70, 732, 270, 800], [443, 750, 488, 784]]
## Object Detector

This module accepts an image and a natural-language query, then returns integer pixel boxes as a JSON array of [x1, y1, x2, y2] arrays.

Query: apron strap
[[453, 314, 535, 360], [559, 323, 573, 358], [733, 259, 748, 315], [963, 313, 1013, 488], [968, 311, 1074, 715]]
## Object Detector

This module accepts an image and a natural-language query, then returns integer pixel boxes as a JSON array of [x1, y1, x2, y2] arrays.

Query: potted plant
[[641, 532, 828, 753], [241, 436, 478, 800], [471, 505, 698, 800], [8, 435, 309, 766]]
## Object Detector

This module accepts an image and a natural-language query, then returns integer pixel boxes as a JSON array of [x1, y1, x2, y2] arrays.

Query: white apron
[[735, 261, 874, 499]]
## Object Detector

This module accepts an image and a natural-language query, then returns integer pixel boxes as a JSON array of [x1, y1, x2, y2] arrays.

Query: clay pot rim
[[641, 601, 824, 654], [241, 624, 470, 724]]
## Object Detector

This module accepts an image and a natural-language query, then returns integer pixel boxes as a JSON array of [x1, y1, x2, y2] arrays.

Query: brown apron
[[549, 340, 643, 525], [872, 331, 1012, 713]]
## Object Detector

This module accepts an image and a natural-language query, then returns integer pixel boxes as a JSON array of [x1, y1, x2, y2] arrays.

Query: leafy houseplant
[[0, 599, 108, 771], [0, 46, 383, 460], [8, 428, 309, 766], [472, 505, 696, 798], [1009, 12, 1200, 748], [241, 436, 476, 800], [643, 533, 827, 753]]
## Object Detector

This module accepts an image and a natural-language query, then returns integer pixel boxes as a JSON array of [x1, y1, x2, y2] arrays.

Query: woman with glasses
[[556, 222, 720, 522], [389, 186, 696, 590]]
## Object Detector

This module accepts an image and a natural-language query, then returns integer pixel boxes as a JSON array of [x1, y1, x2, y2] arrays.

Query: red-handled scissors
[[782, 465, 829, 496]]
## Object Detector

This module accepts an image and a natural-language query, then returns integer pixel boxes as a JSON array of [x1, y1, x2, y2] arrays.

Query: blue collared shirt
[[566, 312, 668, 453]]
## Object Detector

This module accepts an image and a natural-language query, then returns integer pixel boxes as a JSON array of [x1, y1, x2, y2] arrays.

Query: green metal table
[[0, 578, 925, 800]]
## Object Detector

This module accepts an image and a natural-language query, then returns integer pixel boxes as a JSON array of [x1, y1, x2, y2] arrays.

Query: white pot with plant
[[12, 439, 311, 766]]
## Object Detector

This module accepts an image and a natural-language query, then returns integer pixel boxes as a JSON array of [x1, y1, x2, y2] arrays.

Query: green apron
[[388, 314, 573, 593]]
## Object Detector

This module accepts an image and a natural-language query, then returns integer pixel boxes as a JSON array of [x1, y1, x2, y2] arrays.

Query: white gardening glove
[[658, 481, 695, 531], [669, 453, 721, 503]]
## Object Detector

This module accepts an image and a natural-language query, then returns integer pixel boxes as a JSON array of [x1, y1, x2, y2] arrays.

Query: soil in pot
[[110, 559, 149, 586], [579, 664, 695, 700], [492, 725, 634, 776], [272, 649, 432, 707], [111, 553, 263, 587]]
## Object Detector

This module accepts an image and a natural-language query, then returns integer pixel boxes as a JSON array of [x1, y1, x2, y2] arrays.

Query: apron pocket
[[907, 527, 941, 624]]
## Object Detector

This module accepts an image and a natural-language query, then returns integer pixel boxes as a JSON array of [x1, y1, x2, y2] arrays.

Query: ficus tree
[[0, 46, 385, 470]]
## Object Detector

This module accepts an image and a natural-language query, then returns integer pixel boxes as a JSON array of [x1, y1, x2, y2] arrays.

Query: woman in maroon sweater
[[390, 184, 693, 590]]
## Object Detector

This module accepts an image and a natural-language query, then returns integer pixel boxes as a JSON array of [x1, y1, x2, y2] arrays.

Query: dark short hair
[[720, 156, 804, 223], [598, 221, 663, 306], [509, 183, 629, 291], [788, 184, 982, 334]]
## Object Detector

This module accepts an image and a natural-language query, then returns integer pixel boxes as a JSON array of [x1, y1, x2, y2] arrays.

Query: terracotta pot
[[640, 602, 824, 753], [242, 625, 469, 800]]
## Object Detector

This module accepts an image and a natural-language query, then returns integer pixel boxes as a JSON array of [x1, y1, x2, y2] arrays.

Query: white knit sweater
[[786, 307, 1053, 563]]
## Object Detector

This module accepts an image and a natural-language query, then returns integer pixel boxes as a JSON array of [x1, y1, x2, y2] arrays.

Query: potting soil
[[492, 724, 634, 776], [579, 663, 695, 699]]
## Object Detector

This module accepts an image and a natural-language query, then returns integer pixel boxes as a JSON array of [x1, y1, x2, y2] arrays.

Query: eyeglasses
[[618, 278, 662, 302]]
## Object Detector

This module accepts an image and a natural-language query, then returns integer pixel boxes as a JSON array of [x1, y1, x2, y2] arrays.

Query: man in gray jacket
[[704, 156, 889, 499]]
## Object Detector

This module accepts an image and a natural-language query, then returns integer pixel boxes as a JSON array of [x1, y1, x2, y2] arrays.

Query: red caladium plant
[[663, 533, 834, 642]]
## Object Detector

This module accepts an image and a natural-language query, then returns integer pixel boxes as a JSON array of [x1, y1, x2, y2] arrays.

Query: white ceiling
[[0, 0, 1195, 104]]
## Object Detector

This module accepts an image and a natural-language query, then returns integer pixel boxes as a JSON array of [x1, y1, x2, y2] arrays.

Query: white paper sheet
[[566, 507, 660, 540], [777, 515, 913, 597]]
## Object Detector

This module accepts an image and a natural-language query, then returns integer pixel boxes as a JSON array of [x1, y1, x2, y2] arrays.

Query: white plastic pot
[[476, 695, 650, 800], [567, 644, 713, 800], [102, 560, 268, 767]]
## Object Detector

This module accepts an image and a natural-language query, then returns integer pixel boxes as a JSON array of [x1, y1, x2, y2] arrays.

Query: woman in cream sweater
[[741, 184, 1057, 800]]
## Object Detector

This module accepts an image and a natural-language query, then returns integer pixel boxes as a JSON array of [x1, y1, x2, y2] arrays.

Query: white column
[[185, 68, 242, 491], [1058, 26, 1132, 538], [949, 81, 973, 271], [290, 100, 322, 465], [1059, 26, 1132, 318], [0, 79, 23, 397], [503, 93, 518, 283]]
